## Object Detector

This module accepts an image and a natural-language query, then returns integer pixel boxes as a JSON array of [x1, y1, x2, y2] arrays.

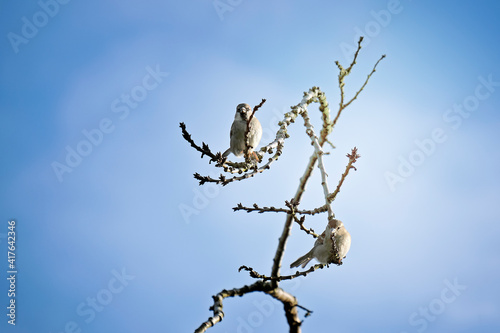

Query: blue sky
[[1, 0, 500, 332]]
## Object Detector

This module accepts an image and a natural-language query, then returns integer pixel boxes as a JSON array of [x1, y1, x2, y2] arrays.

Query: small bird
[[222, 103, 262, 158], [290, 218, 351, 269]]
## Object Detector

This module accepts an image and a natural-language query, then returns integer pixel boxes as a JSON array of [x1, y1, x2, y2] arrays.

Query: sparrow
[[290, 218, 351, 269], [222, 103, 262, 158]]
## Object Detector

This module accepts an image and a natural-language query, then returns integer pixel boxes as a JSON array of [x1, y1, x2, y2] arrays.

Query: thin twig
[[193, 145, 280, 185], [346, 36, 364, 74], [317, 89, 333, 147], [239, 264, 326, 281], [332, 36, 386, 129], [335, 37, 364, 112], [244, 99, 267, 163], [301, 108, 335, 220], [341, 54, 386, 112], [233, 202, 328, 216], [232, 201, 320, 237], [179, 122, 224, 165], [292, 214, 319, 238], [295, 304, 313, 318], [327, 147, 360, 203], [285, 199, 320, 238]]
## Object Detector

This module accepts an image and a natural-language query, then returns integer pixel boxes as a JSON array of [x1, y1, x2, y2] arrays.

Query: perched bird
[[222, 103, 262, 158], [290, 218, 351, 269]]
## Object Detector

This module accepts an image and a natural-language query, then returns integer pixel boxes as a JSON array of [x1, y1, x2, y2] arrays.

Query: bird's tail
[[222, 148, 231, 158], [290, 250, 313, 269]]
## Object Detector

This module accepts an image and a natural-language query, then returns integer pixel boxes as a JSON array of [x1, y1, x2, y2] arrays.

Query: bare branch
[[285, 199, 320, 238], [233, 201, 327, 216], [335, 36, 364, 111], [327, 147, 360, 203], [233, 201, 321, 238], [194, 281, 270, 333], [244, 99, 267, 164], [193, 146, 281, 185], [296, 304, 314, 318], [301, 108, 335, 220], [239, 264, 326, 281], [341, 54, 386, 112], [194, 281, 302, 333], [317, 90, 334, 147], [265, 287, 302, 332], [332, 37, 386, 128], [345, 36, 364, 75], [179, 122, 224, 165], [292, 214, 319, 238]]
